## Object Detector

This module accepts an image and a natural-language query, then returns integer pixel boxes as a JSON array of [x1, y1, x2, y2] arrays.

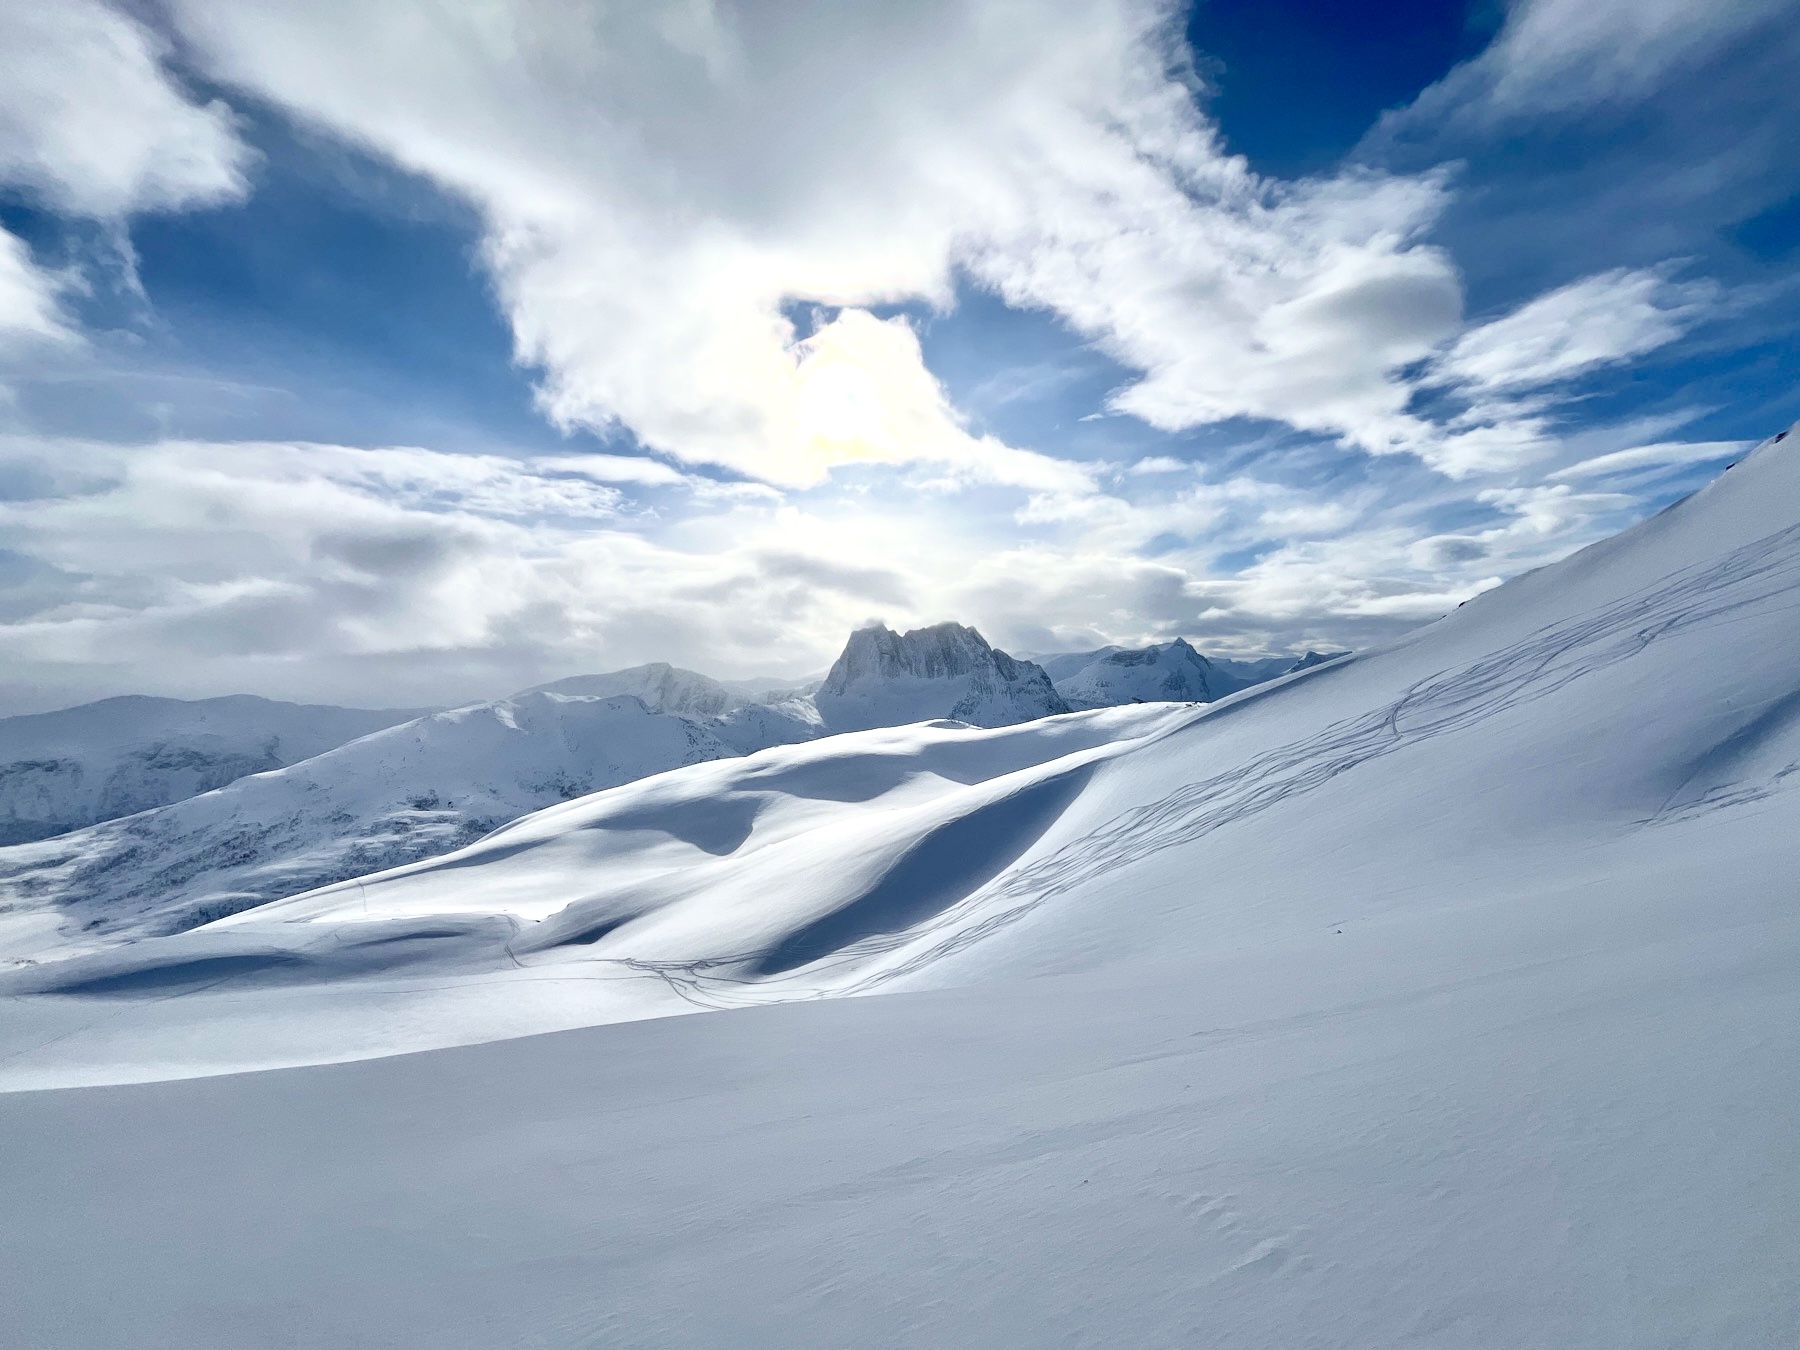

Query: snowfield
[[2, 427, 1798, 1347]]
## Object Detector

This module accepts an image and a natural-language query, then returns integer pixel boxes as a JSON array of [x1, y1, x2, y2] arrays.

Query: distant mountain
[[1031, 647, 1125, 682], [522, 662, 823, 749], [0, 695, 429, 845], [1033, 643, 1351, 708], [0, 685, 818, 942], [814, 623, 1070, 732], [1285, 650, 1349, 674], [1211, 654, 1304, 686], [0, 622, 1337, 951], [1054, 638, 1237, 709]]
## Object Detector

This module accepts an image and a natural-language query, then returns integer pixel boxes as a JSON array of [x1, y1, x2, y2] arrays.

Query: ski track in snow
[[616, 518, 1800, 1008]]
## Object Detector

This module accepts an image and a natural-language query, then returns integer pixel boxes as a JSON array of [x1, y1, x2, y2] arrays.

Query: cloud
[[1412, 0, 1793, 127], [1436, 266, 1715, 395], [1549, 439, 1751, 481], [528, 454, 690, 487], [1359, 0, 1800, 306], [161, 0, 1471, 485], [0, 0, 252, 217], [0, 426, 1687, 715], [1126, 456, 1187, 475], [0, 435, 1013, 709], [0, 227, 79, 352]]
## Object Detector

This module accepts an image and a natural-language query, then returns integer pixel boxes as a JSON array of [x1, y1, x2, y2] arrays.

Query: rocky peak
[[816, 623, 1069, 731]]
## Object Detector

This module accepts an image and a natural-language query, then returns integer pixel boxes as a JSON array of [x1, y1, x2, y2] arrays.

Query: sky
[[0, 0, 1796, 714]]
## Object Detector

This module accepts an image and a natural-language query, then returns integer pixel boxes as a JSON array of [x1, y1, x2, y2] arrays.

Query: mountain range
[[0, 622, 1311, 953], [3, 424, 1797, 1349], [0, 695, 428, 845]]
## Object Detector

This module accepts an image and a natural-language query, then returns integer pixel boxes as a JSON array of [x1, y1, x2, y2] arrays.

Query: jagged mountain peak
[[817, 622, 1069, 731], [824, 622, 999, 687]]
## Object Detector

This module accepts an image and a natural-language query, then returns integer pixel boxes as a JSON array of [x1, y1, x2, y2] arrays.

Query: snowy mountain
[[814, 622, 1069, 731], [0, 687, 816, 946], [525, 662, 745, 718], [1033, 644, 1336, 698], [1283, 649, 1348, 674], [1053, 637, 1238, 708], [3, 424, 1799, 1347], [525, 662, 822, 752], [1029, 645, 1125, 681], [0, 695, 428, 845], [0, 629, 1082, 952]]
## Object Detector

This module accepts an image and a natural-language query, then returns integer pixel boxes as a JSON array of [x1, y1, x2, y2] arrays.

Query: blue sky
[[0, 0, 1795, 713]]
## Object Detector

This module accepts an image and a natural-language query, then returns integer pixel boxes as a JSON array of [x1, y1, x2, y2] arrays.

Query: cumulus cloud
[[159, 0, 1471, 484], [0, 0, 251, 217], [0, 2, 1756, 711]]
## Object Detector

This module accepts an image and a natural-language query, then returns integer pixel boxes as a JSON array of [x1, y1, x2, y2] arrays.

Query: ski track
[[613, 518, 1800, 1008]]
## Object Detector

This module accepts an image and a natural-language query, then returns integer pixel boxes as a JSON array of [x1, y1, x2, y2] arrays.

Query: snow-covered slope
[[2, 426, 1797, 1348], [0, 689, 797, 948], [1054, 636, 1237, 708], [814, 621, 1069, 731], [5, 423, 1797, 1076], [0, 695, 427, 845], [0, 627, 1099, 955]]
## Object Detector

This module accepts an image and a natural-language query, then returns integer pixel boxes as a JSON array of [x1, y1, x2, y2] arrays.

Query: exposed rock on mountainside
[[815, 622, 1070, 732]]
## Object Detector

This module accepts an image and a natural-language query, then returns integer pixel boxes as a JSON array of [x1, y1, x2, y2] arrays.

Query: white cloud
[[0, 432, 1650, 712], [528, 454, 690, 487], [1126, 456, 1187, 475], [1376, 0, 1793, 136], [163, 0, 1465, 485], [1437, 266, 1714, 395], [1549, 440, 1751, 481], [0, 226, 78, 352], [0, 0, 251, 217]]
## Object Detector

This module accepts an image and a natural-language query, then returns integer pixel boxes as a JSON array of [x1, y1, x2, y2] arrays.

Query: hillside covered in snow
[[0, 623, 1229, 952], [0, 695, 428, 845], [5, 426, 1798, 1346]]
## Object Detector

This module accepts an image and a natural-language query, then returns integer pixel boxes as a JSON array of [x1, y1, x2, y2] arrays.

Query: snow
[[0, 635, 1071, 954], [1054, 636, 1236, 707], [0, 694, 426, 845], [1, 427, 1797, 1346], [0, 689, 775, 948]]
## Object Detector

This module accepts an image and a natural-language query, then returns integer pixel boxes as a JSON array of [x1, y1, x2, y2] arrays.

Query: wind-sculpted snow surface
[[3, 432, 1799, 1346]]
